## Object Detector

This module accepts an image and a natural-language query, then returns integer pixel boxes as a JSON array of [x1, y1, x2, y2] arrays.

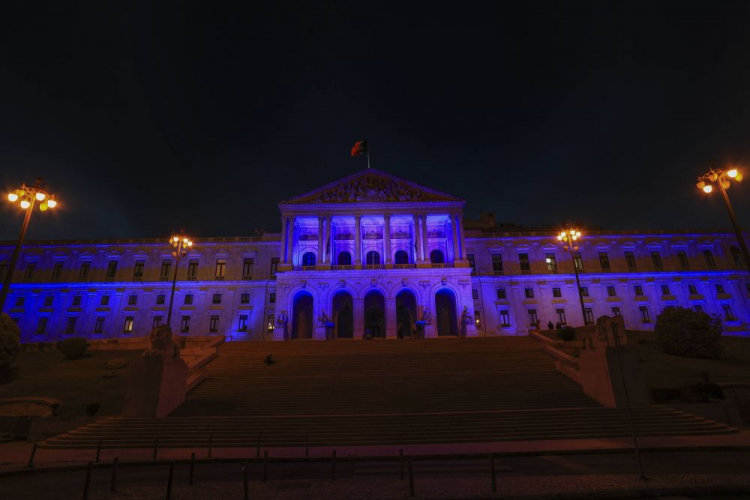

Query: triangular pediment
[[281, 168, 463, 205]]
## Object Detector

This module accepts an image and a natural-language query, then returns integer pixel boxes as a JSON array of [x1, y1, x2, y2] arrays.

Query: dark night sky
[[2, 1, 750, 241]]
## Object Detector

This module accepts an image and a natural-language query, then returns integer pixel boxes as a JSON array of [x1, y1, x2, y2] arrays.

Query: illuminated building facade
[[1, 168, 749, 342]]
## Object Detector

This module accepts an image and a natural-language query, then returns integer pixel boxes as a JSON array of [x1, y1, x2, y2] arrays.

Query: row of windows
[[10, 257, 280, 282], [306, 249, 446, 267], [488, 282, 747, 301], [13, 291, 276, 309], [471, 248, 726, 275]]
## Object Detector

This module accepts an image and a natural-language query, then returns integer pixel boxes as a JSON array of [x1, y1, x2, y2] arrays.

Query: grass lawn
[[629, 331, 750, 389], [0, 350, 142, 418]]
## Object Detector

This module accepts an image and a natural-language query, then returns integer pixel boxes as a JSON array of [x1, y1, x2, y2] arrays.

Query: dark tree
[[655, 307, 723, 359]]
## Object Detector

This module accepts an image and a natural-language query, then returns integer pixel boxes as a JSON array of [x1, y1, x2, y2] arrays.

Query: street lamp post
[[166, 233, 194, 331], [557, 228, 589, 326], [0, 178, 58, 313], [696, 164, 750, 274]]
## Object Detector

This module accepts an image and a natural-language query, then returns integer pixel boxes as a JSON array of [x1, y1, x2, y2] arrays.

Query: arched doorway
[[332, 291, 354, 339], [394, 250, 409, 265], [430, 249, 444, 264], [435, 288, 458, 336], [364, 290, 386, 338], [292, 291, 314, 339], [395, 289, 417, 338], [337, 251, 352, 266]]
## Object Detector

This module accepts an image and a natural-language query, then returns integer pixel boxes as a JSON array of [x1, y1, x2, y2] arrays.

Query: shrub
[[59, 337, 89, 360], [558, 326, 576, 342], [0, 313, 22, 371], [655, 307, 722, 359]]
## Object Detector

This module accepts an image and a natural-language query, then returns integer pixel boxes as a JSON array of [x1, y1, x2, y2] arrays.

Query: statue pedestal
[[579, 346, 648, 408], [123, 356, 189, 417], [325, 322, 335, 340], [415, 320, 427, 339]]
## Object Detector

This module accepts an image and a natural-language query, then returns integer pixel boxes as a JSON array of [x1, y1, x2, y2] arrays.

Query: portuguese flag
[[350, 140, 368, 156]]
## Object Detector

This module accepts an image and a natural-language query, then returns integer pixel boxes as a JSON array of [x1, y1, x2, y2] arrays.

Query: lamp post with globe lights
[[696, 165, 750, 274], [557, 228, 589, 325], [165, 233, 194, 330], [0, 178, 58, 313]]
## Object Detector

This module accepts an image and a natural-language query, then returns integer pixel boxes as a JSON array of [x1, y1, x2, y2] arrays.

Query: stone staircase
[[41, 337, 737, 449]]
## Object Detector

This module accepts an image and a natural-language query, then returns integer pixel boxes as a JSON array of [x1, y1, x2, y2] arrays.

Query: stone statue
[[460, 306, 472, 337], [318, 310, 330, 327], [421, 307, 432, 325], [143, 325, 181, 360], [277, 310, 289, 341]]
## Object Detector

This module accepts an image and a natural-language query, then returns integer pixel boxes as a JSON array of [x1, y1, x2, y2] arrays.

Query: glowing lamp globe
[[35, 192, 46, 201], [8, 192, 18, 202], [20, 199, 30, 209], [47, 198, 57, 208], [727, 169, 738, 178], [703, 185, 713, 193]]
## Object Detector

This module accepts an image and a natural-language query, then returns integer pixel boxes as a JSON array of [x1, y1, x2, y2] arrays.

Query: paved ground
[[0, 451, 748, 499]]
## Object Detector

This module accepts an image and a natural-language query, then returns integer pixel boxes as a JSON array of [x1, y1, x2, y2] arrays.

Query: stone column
[[279, 216, 288, 264], [354, 214, 362, 266], [421, 214, 429, 263], [451, 213, 460, 263], [383, 214, 392, 266], [315, 216, 324, 264], [285, 216, 296, 265], [326, 215, 333, 263], [457, 214, 467, 260], [413, 214, 423, 263]]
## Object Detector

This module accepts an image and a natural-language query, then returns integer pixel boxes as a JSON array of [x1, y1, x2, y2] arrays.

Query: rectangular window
[[15, 296, 25, 307], [634, 285, 643, 296], [499, 309, 510, 327], [238, 314, 248, 331], [545, 253, 557, 272], [639, 306, 651, 323], [693, 304, 704, 312], [607, 285, 616, 297], [267, 314, 275, 331], [106, 260, 118, 279], [651, 251, 663, 270], [269, 292, 276, 304], [584, 308, 594, 324], [184, 294, 193, 305], [128, 294, 137, 306], [468, 253, 476, 274], [552, 287, 562, 298], [270, 257, 279, 278], [78, 262, 90, 280], [580, 286, 589, 297], [496, 288, 506, 300], [491, 254, 503, 274], [703, 249, 716, 268], [94, 317, 105, 334], [472, 289, 478, 300], [598, 252, 610, 270], [474, 311, 481, 328], [51, 262, 63, 280], [243, 258, 254, 279], [123, 316, 134, 333], [677, 250, 689, 269], [187, 259, 199, 279], [611, 306, 621, 316], [661, 284, 670, 295], [72, 295, 82, 307], [212, 293, 222, 304], [24, 263, 36, 280], [156, 294, 165, 305], [133, 260, 144, 279], [625, 251, 636, 270], [524, 287, 534, 299], [573, 252, 583, 271], [715, 283, 725, 294], [688, 284, 698, 295], [209, 315, 220, 333], [160, 259, 172, 279], [723, 305, 735, 321], [36, 317, 48, 335], [241, 293, 250, 304], [215, 259, 226, 279], [180, 315, 190, 333], [43, 296, 53, 307], [65, 316, 77, 335], [519, 253, 530, 271], [101, 295, 110, 306], [556, 308, 567, 325], [152, 316, 162, 329], [528, 309, 538, 325]]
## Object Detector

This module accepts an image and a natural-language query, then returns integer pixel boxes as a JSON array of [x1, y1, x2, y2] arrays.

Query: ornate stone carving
[[419, 280, 431, 289], [143, 325, 181, 360]]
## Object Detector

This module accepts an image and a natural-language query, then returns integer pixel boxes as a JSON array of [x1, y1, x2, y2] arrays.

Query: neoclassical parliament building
[[2, 168, 749, 342]]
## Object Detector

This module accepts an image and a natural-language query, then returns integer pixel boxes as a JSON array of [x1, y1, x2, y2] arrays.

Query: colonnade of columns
[[279, 213, 467, 268]]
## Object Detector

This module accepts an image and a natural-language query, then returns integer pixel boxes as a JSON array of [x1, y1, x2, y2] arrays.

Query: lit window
[[474, 311, 481, 328], [215, 259, 226, 278], [123, 316, 134, 333], [545, 253, 557, 272], [243, 258, 254, 278], [267, 314, 275, 331], [238, 314, 248, 331], [209, 315, 220, 333], [573, 252, 583, 271]]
